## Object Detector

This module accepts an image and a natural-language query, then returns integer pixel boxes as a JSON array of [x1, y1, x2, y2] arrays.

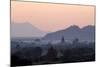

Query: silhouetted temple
[[61, 36, 65, 43]]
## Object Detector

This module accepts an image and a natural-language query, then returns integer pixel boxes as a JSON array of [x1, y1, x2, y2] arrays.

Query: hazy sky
[[11, 1, 95, 32], [11, 0, 95, 5]]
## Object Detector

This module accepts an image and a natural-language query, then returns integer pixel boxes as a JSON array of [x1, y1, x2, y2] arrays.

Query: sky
[[11, 1, 95, 32], [11, 0, 95, 5]]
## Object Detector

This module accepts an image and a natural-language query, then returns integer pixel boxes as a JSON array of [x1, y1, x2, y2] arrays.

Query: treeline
[[11, 39, 95, 67]]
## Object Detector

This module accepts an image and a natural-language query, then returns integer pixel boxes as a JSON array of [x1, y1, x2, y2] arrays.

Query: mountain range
[[11, 22, 95, 41], [11, 22, 46, 38], [43, 25, 95, 41]]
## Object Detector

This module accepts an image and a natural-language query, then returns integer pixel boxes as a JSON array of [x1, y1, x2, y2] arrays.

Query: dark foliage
[[11, 38, 95, 66], [11, 46, 42, 66], [40, 46, 58, 63]]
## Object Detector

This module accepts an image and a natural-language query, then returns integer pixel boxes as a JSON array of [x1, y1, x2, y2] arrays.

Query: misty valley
[[11, 37, 95, 66], [11, 24, 95, 66]]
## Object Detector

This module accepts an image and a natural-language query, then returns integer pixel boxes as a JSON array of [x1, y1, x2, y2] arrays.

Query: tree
[[16, 44, 20, 49], [72, 38, 79, 44], [42, 46, 57, 62], [11, 51, 32, 66]]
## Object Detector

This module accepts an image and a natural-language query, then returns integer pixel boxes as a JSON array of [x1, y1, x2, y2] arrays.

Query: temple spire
[[61, 36, 65, 43]]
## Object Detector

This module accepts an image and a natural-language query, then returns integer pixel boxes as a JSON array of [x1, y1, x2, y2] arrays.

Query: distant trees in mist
[[11, 37, 95, 66]]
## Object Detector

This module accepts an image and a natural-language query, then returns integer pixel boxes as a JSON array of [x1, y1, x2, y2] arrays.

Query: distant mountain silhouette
[[11, 22, 46, 38], [43, 25, 95, 41]]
